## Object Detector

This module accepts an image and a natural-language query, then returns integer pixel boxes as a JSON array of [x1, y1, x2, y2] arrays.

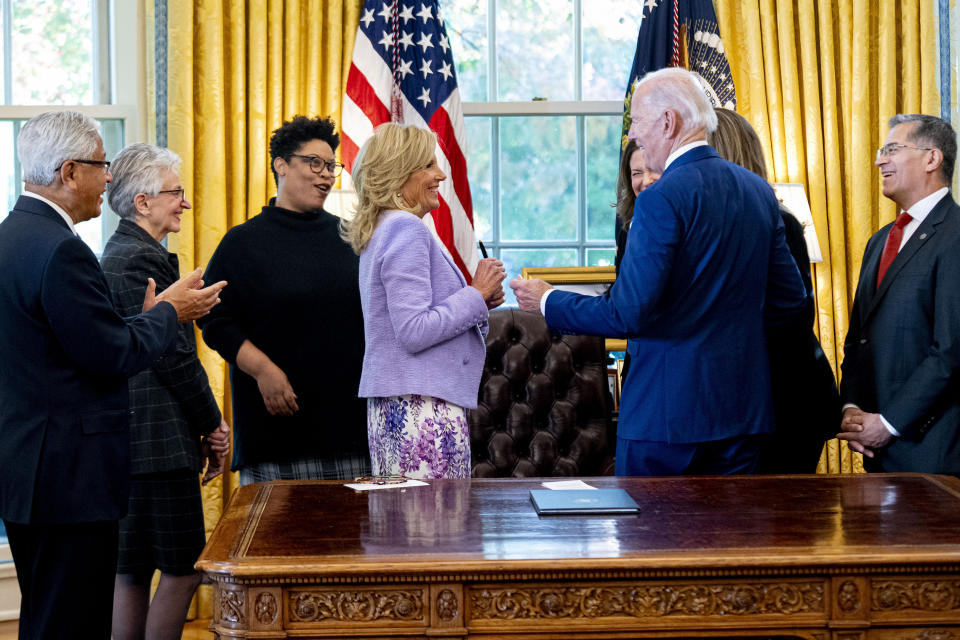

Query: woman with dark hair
[[198, 116, 369, 485], [614, 140, 660, 271], [708, 108, 840, 473]]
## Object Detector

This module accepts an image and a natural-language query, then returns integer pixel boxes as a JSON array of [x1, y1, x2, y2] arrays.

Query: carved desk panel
[[196, 475, 960, 639]]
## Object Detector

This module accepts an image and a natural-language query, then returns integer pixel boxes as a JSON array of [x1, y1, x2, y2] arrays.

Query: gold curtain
[[153, 0, 362, 617], [714, 0, 939, 473]]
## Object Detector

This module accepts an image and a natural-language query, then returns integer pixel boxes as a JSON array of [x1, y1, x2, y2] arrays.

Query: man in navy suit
[[838, 114, 960, 473], [511, 68, 807, 476], [0, 111, 227, 639]]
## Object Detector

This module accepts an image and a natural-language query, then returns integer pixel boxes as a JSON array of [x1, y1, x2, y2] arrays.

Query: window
[[445, 0, 643, 299], [0, 0, 140, 255]]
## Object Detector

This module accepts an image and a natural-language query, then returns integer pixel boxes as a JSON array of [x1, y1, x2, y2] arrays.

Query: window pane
[[582, 2, 644, 100], [76, 119, 124, 254], [586, 248, 615, 267], [0, 122, 17, 216], [465, 116, 492, 242], [585, 115, 620, 242], [499, 116, 576, 242], [9, 1, 95, 105], [499, 248, 578, 306], [496, 0, 573, 101], [444, 0, 488, 101]]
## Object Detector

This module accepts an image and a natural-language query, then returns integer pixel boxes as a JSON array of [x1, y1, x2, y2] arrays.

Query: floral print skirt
[[367, 394, 471, 479]]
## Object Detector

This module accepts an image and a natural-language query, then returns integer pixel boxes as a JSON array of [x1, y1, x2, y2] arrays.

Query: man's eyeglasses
[[54, 159, 111, 173], [158, 188, 185, 201], [288, 154, 344, 176], [876, 142, 933, 162]]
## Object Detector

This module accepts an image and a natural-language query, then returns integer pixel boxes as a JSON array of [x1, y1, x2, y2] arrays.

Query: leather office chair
[[469, 308, 614, 477]]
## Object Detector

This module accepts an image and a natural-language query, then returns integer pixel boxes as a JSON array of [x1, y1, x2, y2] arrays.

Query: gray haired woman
[[99, 143, 229, 640]]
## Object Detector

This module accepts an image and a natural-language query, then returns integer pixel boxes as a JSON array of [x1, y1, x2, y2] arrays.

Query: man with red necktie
[[839, 114, 960, 473]]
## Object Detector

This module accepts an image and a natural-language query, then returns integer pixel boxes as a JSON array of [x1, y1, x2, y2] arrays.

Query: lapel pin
[[919, 233, 927, 240]]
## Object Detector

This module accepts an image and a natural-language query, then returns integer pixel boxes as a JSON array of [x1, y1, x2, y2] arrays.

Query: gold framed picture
[[520, 266, 626, 352]]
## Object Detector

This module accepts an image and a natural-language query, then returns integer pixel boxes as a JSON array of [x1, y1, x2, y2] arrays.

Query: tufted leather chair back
[[469, 308, 614, 477]]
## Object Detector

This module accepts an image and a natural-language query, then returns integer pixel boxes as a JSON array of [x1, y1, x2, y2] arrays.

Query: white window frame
[[0, 0, 143, 252], [457, 0, 624, 266]]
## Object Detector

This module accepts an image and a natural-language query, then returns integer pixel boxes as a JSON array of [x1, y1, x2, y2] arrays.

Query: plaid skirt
[[117, 470, 206, 577], [239, 454, 371, 486], [367, 394, 471, 479]]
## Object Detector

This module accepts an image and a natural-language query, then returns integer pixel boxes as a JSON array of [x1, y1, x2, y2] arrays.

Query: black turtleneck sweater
[[198, 205, 366, 469]]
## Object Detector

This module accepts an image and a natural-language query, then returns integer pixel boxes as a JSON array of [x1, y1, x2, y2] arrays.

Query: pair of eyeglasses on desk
[[352, 475, 409, 485]]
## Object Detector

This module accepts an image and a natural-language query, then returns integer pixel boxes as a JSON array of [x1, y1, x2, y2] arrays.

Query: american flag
[[615, 0, 736, 247], [622, 0, 737, 144], [342, 0, 478, 282]]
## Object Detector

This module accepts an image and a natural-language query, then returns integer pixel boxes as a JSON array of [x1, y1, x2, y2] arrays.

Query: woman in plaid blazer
[[100, 143, 229, 640]]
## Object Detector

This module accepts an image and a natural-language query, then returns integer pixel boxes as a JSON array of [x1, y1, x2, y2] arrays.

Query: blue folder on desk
[[529, 489, 639, 515]]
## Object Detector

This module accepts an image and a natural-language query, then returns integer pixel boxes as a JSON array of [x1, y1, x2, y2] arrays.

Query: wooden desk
[[197, 475, 960, 639]]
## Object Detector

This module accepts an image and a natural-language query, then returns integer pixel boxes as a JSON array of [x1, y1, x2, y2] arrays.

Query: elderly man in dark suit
[[839, 114, 960, 473], [0, 111, 226, 640], [511, 68, 807, 476]]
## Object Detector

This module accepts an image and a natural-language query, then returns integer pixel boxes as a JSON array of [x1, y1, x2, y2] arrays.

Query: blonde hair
[[708, 108, 768, 181], [341, 123, 437, 254]]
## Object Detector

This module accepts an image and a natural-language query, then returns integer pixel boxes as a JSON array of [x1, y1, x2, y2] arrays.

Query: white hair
[[636, 67, 718, 135], [107, 143, 183, 220], [17, 111, 102, 186]]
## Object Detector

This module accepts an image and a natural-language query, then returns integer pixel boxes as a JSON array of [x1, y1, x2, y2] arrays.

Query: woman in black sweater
[[198, 116, 369, 485]]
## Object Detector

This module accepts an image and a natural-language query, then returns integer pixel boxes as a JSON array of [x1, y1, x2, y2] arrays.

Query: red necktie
[[876, 211, 913, 288]]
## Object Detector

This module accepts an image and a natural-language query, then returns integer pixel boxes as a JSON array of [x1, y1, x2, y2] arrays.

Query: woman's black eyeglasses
[[288, 154, 344, 176]]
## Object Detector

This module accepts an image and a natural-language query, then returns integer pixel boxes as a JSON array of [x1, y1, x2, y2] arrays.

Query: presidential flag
[[342, 0, 478, 281], [622, 0, 736, 144]]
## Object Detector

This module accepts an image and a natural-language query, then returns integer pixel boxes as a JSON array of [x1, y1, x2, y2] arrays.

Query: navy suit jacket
[[0, 196, 178, 524], [546, 146, 807, 444], [840, 194, 960, 473]]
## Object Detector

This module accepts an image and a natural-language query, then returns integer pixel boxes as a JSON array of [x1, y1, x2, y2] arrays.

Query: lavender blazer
[[358, 210, 489, 409]]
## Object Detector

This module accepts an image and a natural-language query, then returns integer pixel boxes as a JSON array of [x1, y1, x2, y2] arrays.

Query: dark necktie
[[876, 211, 913, 288]]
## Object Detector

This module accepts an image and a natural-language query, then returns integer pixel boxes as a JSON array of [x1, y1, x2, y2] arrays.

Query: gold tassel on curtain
[[715, 0, 939, 474], [150, 0, 361, 618]]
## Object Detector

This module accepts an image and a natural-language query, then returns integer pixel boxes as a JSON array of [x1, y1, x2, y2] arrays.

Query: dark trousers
[[615, 434, 764, 476], [4, 519, 118, 640]]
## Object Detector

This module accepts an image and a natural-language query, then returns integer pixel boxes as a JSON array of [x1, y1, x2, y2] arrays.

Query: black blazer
[[841, 193, 960, 473], [0, 196, 178, 524], [759, 208, 840, 473], [101, 219, 221, 475]]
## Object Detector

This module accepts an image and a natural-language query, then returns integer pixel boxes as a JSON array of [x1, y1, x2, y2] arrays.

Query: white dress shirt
[[895, 186, 948, 251]]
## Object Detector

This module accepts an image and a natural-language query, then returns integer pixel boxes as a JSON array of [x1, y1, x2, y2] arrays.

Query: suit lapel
[[423, 216, 468, 288], [863, 195, 954, 323], [856, 232, 885, 308], [13, 195, 72, 232], [421, 215, 485, 343]]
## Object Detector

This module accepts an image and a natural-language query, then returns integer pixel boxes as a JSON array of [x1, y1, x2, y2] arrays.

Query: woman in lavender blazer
[[342, 123, 506, 478]]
